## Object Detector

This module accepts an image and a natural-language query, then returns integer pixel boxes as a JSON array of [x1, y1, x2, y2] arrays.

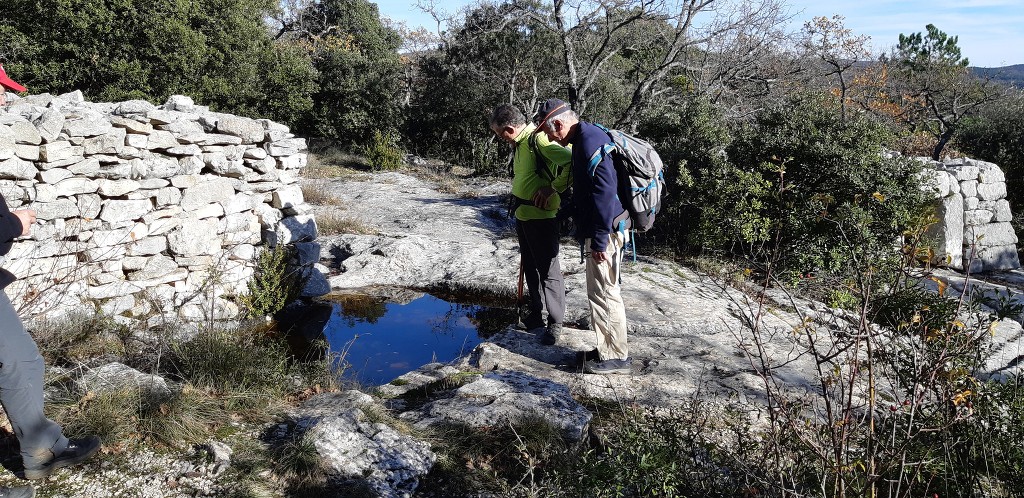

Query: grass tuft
[[314, 211, 377, 236], [300, 183, 343, 206]]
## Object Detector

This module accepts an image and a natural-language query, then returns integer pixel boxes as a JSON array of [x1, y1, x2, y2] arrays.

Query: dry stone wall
[[0, 91, 327, 323], [921, 157, 1019, 273]]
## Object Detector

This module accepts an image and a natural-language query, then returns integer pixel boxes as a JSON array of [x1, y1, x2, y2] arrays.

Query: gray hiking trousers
[[0, 291, 68, 468], [516, 218, 566, 329]]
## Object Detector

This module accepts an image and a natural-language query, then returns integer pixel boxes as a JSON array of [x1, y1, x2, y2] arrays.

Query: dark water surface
[[318, 293, 517, 385]]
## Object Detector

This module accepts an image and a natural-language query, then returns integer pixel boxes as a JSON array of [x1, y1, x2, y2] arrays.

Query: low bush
[[665, 93, 930, 284], [364, 129, 404, 171], [958, 91, 1024, 210], [548, 405, 759, 498], [419, 416, 571, 496], [239, 244, 303, 319]]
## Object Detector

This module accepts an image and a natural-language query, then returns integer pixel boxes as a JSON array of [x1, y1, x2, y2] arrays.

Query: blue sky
[[373, 0, 1023, 67]]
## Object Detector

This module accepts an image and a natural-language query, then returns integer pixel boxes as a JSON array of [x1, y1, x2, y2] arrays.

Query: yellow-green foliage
[[239, 245, 302, 318], [364, 129, 404, 171]]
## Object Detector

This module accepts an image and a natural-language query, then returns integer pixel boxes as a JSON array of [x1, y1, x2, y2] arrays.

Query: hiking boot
[[0, 485, 35, 498], [540, 323, 561, 346], [23, 436, 102, 480], [575, 348, 600, 366], [583, 358, 632, 375]]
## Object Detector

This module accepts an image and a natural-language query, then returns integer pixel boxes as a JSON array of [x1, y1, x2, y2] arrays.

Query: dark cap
[[533, 98, 570, 127]]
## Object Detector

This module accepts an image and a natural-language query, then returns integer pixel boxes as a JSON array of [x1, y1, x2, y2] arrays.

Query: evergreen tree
[[0, 0, 315, 125]]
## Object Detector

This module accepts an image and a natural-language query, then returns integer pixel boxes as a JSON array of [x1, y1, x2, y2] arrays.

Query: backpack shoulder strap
[[528, 131, 556, 182], [586, 142, 616, 177]]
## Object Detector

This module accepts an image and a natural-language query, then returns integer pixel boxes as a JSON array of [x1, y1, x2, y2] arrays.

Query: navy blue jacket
[[570, 121, 624, 253], [0, 194, 24, 288]]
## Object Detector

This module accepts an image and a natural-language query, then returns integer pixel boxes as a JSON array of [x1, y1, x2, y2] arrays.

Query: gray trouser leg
[[0, 291, 68, 468], [516, 218, 565, 327]]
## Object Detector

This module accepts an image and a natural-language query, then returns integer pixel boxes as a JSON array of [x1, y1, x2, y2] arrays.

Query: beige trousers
[[585, 230, 629, 361]]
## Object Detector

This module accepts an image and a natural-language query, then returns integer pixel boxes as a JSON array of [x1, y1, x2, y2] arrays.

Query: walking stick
[[516, 257, 525, 304]]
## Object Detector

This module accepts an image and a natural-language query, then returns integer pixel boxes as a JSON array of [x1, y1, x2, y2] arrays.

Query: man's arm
[[587, 151, 618, 254]]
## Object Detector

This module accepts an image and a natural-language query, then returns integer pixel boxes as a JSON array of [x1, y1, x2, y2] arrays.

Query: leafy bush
[[973, 377, 1024, 492], [239, 245, 303, 319], [550, 406, 758, 498], [679, 93, 930, 280], [419, 416, 570, 496], [639, 97, 734, 252], [364, 129, 404, 171], [298, 0, 404, 146], [1, 0, 315, 126]]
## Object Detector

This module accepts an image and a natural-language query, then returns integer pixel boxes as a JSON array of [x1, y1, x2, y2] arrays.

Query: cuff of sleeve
[[0, 212, 23, 243]]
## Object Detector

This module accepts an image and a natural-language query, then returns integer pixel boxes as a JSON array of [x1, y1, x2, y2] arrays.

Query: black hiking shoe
[[0, 485, 35, 498], [583, 358, 632, 375], [540, 323, 561, 345], [23, 436, 102, 480]]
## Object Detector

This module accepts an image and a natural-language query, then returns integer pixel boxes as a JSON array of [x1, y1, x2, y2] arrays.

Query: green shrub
[[677, 93, 930, 280], [239, 245, 303, 319], [639, 97, 734, 252], [547, 405, 773, 498], [870, 284, 962, 331], [973, 377, 1024, 492], [2, 0, 315, 128], [419, 416, 570, 495], [364, 129, 404, 171]]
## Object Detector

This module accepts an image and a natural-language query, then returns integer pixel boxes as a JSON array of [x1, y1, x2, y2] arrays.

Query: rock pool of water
[[317, 292, 516, 385]]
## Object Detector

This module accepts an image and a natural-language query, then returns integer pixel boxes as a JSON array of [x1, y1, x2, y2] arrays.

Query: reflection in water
[[321, 293, 518, 385]]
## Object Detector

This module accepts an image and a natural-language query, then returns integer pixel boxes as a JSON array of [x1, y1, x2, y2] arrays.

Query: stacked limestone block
[[0, 91, 327, 322], [921, 157, 1019, 273]]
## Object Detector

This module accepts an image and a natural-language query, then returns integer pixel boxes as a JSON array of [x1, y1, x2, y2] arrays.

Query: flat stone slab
[[398, 369, 593, 441], [308, 169, 1024, 413]]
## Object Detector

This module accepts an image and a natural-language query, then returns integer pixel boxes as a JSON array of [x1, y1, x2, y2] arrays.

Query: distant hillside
[[972, 64, 1024, 88]]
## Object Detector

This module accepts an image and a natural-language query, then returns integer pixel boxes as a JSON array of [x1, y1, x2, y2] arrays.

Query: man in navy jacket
[[535, 99, 631, 375]]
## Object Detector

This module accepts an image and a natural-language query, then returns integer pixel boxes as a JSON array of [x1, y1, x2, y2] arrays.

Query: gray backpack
[[588, 124, 665, 232]]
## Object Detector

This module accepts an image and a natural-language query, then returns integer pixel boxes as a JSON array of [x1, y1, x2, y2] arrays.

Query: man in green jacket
[[490, 104, 571, 345]]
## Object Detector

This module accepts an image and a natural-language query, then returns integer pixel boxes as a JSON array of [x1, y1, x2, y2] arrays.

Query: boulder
[[399, 370, 592, 441], [292, 391, 436, 498], [77, 362, 172, 400]]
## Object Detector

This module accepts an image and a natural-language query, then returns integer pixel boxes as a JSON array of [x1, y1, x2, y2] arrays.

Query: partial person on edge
[[0, 64, 102, 498], [534, 98, 632, 375], [490, 103, 572, 345]]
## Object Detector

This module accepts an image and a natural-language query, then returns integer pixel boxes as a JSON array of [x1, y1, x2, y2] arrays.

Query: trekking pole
[[631, 228, 637, 263], [516, 257, 525, 304]]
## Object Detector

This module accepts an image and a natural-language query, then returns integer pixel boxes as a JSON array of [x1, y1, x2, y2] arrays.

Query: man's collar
[[513, 123, 537, 143]]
